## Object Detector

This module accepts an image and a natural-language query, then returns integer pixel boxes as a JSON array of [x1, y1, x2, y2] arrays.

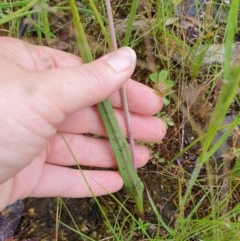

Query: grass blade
[[122, 0, 140, 46]]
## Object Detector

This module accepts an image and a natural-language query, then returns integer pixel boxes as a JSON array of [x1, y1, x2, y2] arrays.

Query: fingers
[[58, 107, 167, 142], [30, 164, 124, 198], [47, 133, 150, 168], [0, 37, 162, 117], [0, 37, 162, 116]]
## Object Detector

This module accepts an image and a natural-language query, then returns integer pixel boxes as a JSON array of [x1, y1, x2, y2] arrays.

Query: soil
[[0, 0, 239, 240]]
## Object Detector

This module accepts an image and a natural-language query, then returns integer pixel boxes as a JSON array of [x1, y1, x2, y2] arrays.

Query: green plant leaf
[[149, 72, 158, 82], [163, 97, 170, 105], [158, 69, 169, 81], [166, 79, 174, 87]]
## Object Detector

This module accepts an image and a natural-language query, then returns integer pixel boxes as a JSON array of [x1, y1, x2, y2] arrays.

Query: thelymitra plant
[[69, 0, 145, 219]]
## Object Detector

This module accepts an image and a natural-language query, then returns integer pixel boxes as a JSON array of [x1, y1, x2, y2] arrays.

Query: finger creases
[[30, 164, 124, 198], [58, 107, 167, 142], [46, 133, 150, 168]]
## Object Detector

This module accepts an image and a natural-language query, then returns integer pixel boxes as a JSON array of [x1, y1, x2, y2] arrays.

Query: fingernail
[[105, 47, 136, 72]]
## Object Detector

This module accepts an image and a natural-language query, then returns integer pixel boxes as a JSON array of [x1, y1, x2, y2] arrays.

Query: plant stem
[[105, 0, 137, 169], [69, 0, 144, 219]]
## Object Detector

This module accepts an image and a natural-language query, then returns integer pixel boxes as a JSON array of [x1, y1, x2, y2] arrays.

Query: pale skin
[[0, 37, 166, 211]]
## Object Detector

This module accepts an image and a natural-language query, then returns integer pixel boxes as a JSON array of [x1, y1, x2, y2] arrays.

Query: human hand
[[0, 37, 166, 211]]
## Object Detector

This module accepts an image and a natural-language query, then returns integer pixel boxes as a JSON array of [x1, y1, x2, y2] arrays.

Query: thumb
[[36, 47, 136, 119]]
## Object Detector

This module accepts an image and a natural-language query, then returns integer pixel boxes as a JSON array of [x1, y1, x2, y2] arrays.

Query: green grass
[[0, 0, 240, 240]]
